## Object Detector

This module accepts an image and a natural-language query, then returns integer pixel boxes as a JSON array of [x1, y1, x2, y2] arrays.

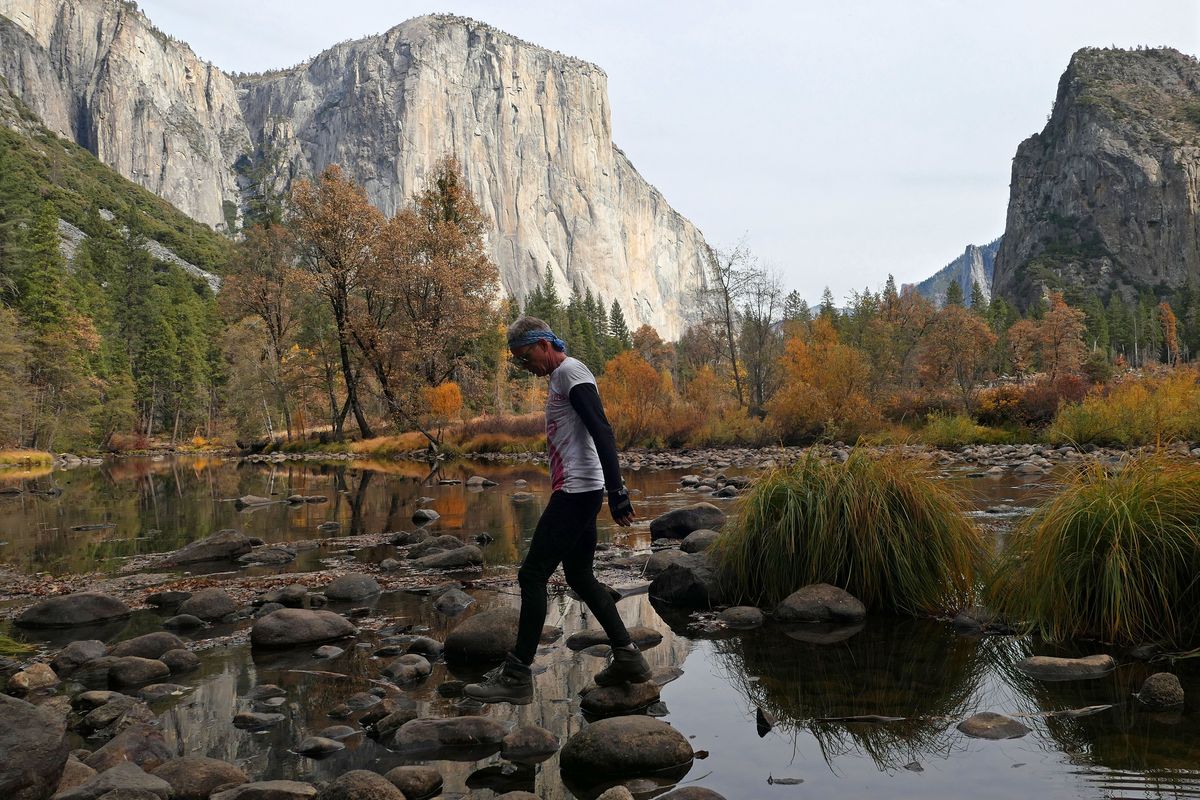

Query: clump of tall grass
[[712, 449, 988, 614], [919, 413, 1014, 448], [0, 449, 53, 468], [0, 632, 33, 657], [989, 456, 1200, 645]]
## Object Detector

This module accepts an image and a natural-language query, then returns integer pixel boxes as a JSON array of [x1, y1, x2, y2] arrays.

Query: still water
[[3, 456, 1196, 799]]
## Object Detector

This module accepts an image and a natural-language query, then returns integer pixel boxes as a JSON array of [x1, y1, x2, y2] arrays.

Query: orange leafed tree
[[1160, 302, 1180, 365], [918, 305, 998, 414], [1037, 293, 1088, 381], [1007, 319, 1040, 381], [423, 381, 463, 442], [599, 351, 671, 447]]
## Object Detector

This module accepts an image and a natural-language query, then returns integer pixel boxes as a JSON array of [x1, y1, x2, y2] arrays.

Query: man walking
[[464, 316, 651, 704]]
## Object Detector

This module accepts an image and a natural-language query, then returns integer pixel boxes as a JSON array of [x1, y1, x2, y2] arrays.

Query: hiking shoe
[[594, 643, 652, 686], [464, 654, 533, 704]]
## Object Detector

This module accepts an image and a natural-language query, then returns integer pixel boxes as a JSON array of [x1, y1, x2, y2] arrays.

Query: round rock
[[16, 592, 130, 628], [178, 588, 238, 622], [774, 584, 866, 623], [392, 717, 509, 753], [212, 782, 317, 800], [151, 757, 248, 800], [53, 640, 108, 676], [293, 736, 344, 758], [560, 715, 693, 776], [110, 633, 185, 661], [680, 529, 720, 553], [382, 766, 442, 800], [160, 649, 200, 674], [581, 682, 662, 717], [0, 694, 70, 800], [649, 503, 726, 539], [250, 609, 357, 648], [1138, 672, 1185, 708], [108, 658, 170, 688], [315, 771, 403, 800], [956, 712, 1030, 740], [501, 725, 560, 763], [324, 574, 380, 602], [718, 606, 764, 628], [162, 615, 205, 631], [444, 607, 519, 664]]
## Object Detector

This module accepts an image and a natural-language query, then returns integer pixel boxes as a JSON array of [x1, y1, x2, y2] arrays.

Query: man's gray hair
[[507, 316, 551, 346]]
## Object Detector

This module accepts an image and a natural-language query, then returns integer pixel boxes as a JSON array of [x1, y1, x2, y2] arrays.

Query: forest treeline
[[2, 139, 1199, 453]]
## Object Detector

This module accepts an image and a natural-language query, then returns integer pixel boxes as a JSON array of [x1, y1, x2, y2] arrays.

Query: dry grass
[[1047, 369, 1200, 446]]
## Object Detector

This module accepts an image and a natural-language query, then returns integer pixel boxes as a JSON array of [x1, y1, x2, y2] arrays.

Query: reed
[[0, 632, 33, 657], [712, 449, 988, 614], [989, 456, 1200, 645]]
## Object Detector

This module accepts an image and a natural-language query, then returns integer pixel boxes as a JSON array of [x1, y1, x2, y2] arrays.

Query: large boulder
[[250, 609, 358, 648], [107, 658, 170, 688], [443, 607, 520, 664], [110, 633, 185, 661], [151, 758, 247, 800], [324, 574, 380, 602], [1015, 654, 1116, 681], [649, 504, 726, 539], [649, 553, 724, 608], [774, 584, 866, 624], [580, 681, 662, 717], [178, 588, 238, 621], [212, 783, 316, 800], [16, 593, 130, 628], [159, 530, 252, 566], [644, 549, 686, 577], [8, 663, 60, 694], [560, 716, 693, 776], [54, 763, 171, 800], [0, 694, 70, 800], [500, 726, 559, 763], [415, 545, 483, 570], [315, 772, 403, 800], [392, 717, 509, 754], [83, 724, 173, 772]]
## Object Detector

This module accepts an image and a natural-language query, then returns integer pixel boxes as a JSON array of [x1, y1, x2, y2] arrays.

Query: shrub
[[988, 456, 1200, 645], [975, 376, 1089, 428], [713, 449, 988, 613], [919, 413, 1013, 448], [458, 433, 546, 454], [1047, 370, 1200, 446], [458, 413, 545, 440]]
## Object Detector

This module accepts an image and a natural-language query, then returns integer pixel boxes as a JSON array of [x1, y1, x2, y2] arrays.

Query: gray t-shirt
[[546, 357, 605, 493]]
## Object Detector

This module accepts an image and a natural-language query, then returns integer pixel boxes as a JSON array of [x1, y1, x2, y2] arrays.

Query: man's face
[[510, 340, 552, 376]]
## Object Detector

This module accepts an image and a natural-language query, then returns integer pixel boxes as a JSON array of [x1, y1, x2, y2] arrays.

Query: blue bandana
[[508, 329, 567, 352]]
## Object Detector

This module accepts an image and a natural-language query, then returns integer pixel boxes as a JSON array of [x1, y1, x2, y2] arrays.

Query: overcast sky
[[138, 0, 1200, 302]]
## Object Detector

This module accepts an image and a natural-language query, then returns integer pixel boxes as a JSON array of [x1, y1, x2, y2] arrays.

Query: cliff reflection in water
[[707, 617, 989, 771], [155, 590, 690, 799]]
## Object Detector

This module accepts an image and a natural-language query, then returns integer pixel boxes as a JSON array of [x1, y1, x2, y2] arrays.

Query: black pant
[[513, 489, 632, 664]]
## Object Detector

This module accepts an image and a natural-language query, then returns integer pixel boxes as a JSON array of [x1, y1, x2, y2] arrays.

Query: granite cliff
[[0, 0, 708, 336], [909, 238, 1000, 308], [992, 47, 1200, 309]]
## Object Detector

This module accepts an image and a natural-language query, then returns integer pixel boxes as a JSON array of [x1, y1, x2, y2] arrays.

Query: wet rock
[[312, 645, 343, 659], [407, 536, 466, 560], [1138, 673, 1185, 708], [293, 737, 343, 758], [53, 641, 109, 677], [648, 553, 723, 608], [235, 496, 274, 509], [151, 757, 247, 800], [774, 584, 866, 624], [415, 545, 483, 570], [511, 492, 535, 503], [138, 684, 190, 702], [371, 706, 420, 739], [56, 758, 97, 795], [178, 588, 238, 621], [110, 633, 185, 661], [211, 782, 316, 800], [378, 558, 402, 571], [245, 684, 287, 701], [159, 530, 252, 565], [83, 725, 172, 772], [492, 794, 537, 800], [644, 549, 685, 577], [80, 696, 154, 735], [316, 522, 340, 534], [108, 658, 170, 688], [0, 694, 70, 800], [315, 772, 402, 800], [560, 715, 693, 776], [649, 503, 727, 539], [596, 787, 635, 800], [317, 725, 358, 741], [659, 789, 727, 800], [392, 716, 509, 754], [581, 681, 662, 717], [232, 712, 286, 730], [160, 649, 199, 674], [540, 626, 563, 644], [1016, 654, 1116, 680], [9, 662, 60, 694], [324, 574, 380, 602], [444, 607, 519, 664], [466, 476, 498, 488], [783, 622, 864, 645], [411, 509, 440, 525], [145, 592, 190, 609], [566, 627, 662, 651], [251, 609, 357, 648], [957, 712, 1031, 739], [718, 606, 764, 628], [238, 546, 296, 565], [389, 531, 428, 546], [680, 529, 720, 553], [254, 603, 285, 619], [162, 615, 204, 631], [382, 654, 432, 684], [382, 766, 441, 800], [261, 585, 308, 608], [405, 636, 444, 659], [432, 588, 475, 615], [16, 593, 131, 628], [74, 690, 124, 710], [500, 725, 559, 763], [56, 763, 172, 800]]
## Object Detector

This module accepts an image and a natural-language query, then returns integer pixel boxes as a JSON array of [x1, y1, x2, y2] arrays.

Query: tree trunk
[[333, 300, 372, 439]]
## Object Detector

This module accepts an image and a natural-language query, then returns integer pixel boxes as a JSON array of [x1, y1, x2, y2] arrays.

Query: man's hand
[[608, 487, 636, 527]]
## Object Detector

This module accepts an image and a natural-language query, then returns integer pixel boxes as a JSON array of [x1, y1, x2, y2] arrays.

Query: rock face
[[0, 2, 710, 336], [0, 694, 70, 800], [908, 239, 1000, 307], [992, 47, 1200, 309]]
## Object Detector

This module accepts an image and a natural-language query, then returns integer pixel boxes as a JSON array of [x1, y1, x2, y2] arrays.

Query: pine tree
[[608, 300, 632, 354], [783, 290, 811, 322], [1105, 293, 1132, 360], [818, 287, 837, 321], [969, 280, 988, 314], [1081, 294, 1109, 354], [882, 275, 899, 311], [944, 280, 964, 308]]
